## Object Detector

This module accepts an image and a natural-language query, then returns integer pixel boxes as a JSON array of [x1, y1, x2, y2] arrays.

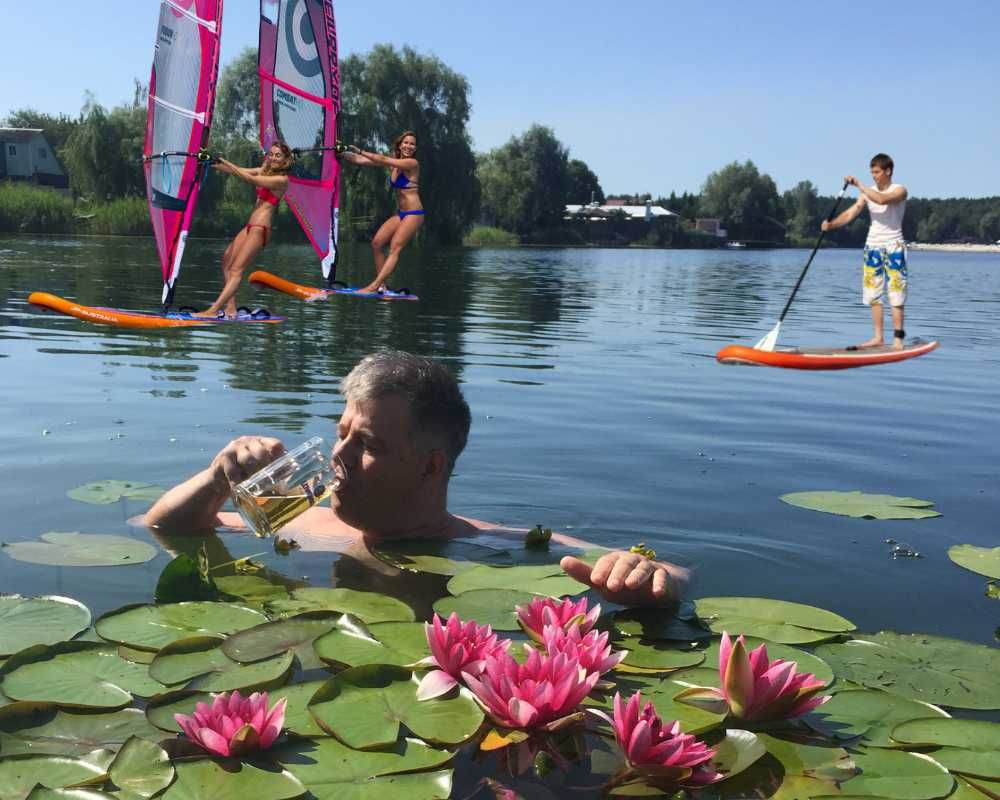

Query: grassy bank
[[0, 183, 75, 234], [463, 225, 519, 246]]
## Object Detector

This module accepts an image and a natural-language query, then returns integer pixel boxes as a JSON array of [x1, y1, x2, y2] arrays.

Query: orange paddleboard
[[716, 339, 939, 370]]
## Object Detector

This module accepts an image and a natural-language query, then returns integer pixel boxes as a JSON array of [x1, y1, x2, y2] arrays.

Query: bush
[[84, 196, 151, 235], [0, 183, 75, 233], [520, 226, 585, 246], [463, 225, 519, 246]]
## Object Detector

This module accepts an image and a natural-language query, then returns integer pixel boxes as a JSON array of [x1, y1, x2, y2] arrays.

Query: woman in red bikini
[[340, 131, 423, 294], [196, 142, 292, 318]]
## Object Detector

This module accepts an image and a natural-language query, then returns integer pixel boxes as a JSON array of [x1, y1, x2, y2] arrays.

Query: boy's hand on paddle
[[560, 551, 686, 607], [210, 436, 285, 492]]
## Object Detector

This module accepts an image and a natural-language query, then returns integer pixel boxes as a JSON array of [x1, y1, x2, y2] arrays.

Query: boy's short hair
[[870, 153, 894, 173]]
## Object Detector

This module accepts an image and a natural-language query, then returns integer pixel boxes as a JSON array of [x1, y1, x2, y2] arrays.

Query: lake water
[[0, 235, 997, 649]]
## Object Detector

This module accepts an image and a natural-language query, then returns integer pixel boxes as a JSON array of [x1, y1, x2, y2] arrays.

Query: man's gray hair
[[341, 351, 471, 473]]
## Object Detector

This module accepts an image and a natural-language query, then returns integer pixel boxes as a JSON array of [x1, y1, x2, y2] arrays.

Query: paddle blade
[[754, 321, 781, 351]]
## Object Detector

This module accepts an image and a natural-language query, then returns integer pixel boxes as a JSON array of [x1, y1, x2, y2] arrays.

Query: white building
[[0, 128, 69, 191], [565, 201, 677, 221]]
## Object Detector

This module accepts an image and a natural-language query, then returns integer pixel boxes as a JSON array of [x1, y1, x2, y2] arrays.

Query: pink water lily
[[516, 596, 600, 642], [463, 648, 599, 730], [609, 691, 721, 786], [416, 612, 511, 701], [542, 623, 627, 676], [174, 690, 286, 757]]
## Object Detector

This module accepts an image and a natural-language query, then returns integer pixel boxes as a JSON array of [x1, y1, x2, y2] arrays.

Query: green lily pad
[[161, 758, 305, 800], [0, 708, 163, 757], [833, 749, 954, 799], [700, 636, 835, 686], [618, 639, 705, 671], [590, 672, 727, 735], [612, 608, 713, 641], [221, 613, 339, 671], [0, 596, 92, 656], [67, 480, 164, 505], [24, 789, 118, 799], [816, 633, 1000, 710], [214, 576, 290, 606], [807, 688, 949, 746], [265, 587, 415, 623], [1, 533, 157, 568], [147, 636, 293, 692], [2, 642, 166, 707], [273, 736, 453, 800], [0, 749, 114, 800], [711, 729, 767, 780], [948, 545, 1000, 580], [432, 589, 537, 631], [313, 617, 428, 668], [309, 664, 484, 749], [107, 736, 173, 800], [95, 602, 267, 651], [446, 563, 586, 597], [695, 597, 855, 644], [744, 733, 857, 799], [780, 491, 941, 520], [892, 718, 1000, 779], [960, 776, 1000, 799], [372, 538, 512, 575]]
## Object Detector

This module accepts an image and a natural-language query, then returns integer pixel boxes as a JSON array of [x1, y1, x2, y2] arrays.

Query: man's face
[[330, 394, 430, 531], [870, 164, 892, 188]]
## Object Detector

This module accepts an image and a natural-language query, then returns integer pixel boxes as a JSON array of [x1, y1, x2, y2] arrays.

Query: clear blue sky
[[3, 0, 997, 198]]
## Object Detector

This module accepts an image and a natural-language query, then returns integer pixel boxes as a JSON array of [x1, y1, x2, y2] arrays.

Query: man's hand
[[210, 436, 285, 490], [844, 175, 861, 188], [560, 551, 687, 607]]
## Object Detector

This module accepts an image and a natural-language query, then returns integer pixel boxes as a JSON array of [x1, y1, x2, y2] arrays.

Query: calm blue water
[[1, 235, 997, 647]]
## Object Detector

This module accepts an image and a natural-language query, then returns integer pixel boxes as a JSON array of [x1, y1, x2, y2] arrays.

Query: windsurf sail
[[258, 0, 341, 284], [143, 0, 223, 308]]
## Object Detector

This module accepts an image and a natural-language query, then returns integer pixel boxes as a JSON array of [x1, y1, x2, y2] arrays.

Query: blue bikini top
[[389, 169, 418, 190]]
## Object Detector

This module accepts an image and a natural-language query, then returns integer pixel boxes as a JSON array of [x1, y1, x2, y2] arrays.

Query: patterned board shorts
[[862, 242, 907, 307]]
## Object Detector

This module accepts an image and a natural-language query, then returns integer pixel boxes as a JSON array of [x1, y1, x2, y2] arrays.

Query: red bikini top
[[256, 186, 280, 206]]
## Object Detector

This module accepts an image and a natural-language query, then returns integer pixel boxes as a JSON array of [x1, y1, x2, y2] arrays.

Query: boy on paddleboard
[[821, 153, 909, 350]]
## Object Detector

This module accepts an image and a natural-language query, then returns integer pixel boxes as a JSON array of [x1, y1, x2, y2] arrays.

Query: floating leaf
[[780, 490, 941, 520], [161, 758, 305, 800], [313, 617, 428, 668], [107, 736, 173, 800], [618, 639, 705, 672], [891, 718, 1000, 779], [446, 563, 586, 597], [0, 708, 163, 757], [807, 688, 949, 746], [948, 545, 1000, 580], [695, 597, 855, 644], [154, 547, 217, 604], [264, 587, 415, 623], [0, 749, 114, 799], [24, 788, 118, 799], [433, 589, 537, 631], [746, 733, 857, 799], [831, 749, 954, 799], [0, 596, 92, 656], [67, 480, 164, 505], [94, 602, 267, 651], [309, 664, 483, 749], [711, 729, 767, 780], [273, 736, 453, 800], [214, 575, 290, 605], [372, 538, 512, 575], [2, 533, 157, 568], [612, 608, 712, 642], [816, 633, 1000, 710], [147, 635, 293, 692], [221, 613, 339, 670]]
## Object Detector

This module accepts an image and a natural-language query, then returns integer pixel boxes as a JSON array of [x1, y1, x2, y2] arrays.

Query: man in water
[[145, 350, 687, 609], [821, 153, 909, 350]]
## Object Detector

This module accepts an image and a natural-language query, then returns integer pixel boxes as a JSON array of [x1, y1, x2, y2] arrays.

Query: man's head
[[870, 153, 894, 186]]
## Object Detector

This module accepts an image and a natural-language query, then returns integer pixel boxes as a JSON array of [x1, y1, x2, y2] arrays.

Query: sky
[[2, 0, 998, 199]]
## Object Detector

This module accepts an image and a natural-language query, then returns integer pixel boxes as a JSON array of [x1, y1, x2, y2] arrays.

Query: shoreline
[[908, 243, 1000, 253]]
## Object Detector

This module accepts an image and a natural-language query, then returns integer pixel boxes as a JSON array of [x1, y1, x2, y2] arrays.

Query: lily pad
[[695, 597, 855, 644], [107, 736, 173, 800], [834, 749, 954, 799], [0, 596, 92, 656], [273, 736, 453, 800], [741, 733, 858, 799], [2, 642, 166, 707], [446, 562, 587, 598], [612, 608, 712, 641], [94, 602, 267, 651], [313, 617, 428, 668], [221, 613, 339, 670], [0, 708, 163, 757], [0, 749, 114, 800], [67, 480, 164, 505], [161, 758, 305, 800], [816, 633, 1000, 710], [808, 688, 949, 746], [24, 789, 118, 799], [948, 545, 1000, 580], [433, 589, 538, 631], [147, 635, 293, 692], [618, 640, 705, 672], [780, 491, 941, 520], [265, 587, 415, 623], [2, 533, 157, 568], [309, 664, 484, 748], [153, 550, 218, 604], [892, 718, 1000, 779], [214, 576, 290, 606], [373, 538, 512, 575]]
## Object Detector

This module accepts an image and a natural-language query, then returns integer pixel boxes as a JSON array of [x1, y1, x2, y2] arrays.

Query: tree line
[[4, 44, 998, 246]]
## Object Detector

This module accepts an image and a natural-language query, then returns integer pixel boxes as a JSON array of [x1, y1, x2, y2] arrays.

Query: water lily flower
[[416, 612, 511, 701], [463, 648, 599, 730], [542, 623, 627, 676], [516, 596, 600, 642], [608, 690, 721, 786], [174, 690, 286, 757]]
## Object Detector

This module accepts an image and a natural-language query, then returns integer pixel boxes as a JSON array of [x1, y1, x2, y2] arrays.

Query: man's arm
[[856, 180, 907, 205], [822, 196, 865, 232], [560, 551, 689, 608]]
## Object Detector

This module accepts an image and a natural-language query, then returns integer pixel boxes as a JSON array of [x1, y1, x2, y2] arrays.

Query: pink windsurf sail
[[143, 0, 223, 308], [258, 0, 342, 283]]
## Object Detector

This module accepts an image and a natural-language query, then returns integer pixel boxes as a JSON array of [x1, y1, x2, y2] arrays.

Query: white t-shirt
[[864, 184, 906, 248]]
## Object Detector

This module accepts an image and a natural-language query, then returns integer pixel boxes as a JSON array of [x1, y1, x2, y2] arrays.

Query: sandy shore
[[908, 243, 1000, 253]]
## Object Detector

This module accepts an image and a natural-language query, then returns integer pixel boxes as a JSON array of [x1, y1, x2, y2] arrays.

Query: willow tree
[[61, 95, 145, 200]]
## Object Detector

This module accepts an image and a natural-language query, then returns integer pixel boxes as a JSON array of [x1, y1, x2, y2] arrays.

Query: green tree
[[566, 158, 604, 204], [783, 180, 819, 243], [700, 160, 783, 241], [979, 209, 1000, 242], [1, 108, 79, 153], [61, 95, 145, 200], [214, 47, 260, 144]]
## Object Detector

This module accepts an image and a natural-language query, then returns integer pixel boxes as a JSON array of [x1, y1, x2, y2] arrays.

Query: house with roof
[[565, 200, 677, 221], [0, 128, 69, 191]]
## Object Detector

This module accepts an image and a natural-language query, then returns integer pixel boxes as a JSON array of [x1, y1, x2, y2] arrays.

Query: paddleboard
[[250, 270, 419, 302], [716, 338, 939, 370], [28, 292, 284, 329]]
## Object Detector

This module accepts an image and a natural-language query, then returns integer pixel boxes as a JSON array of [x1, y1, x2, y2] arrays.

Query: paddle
[[754, 182, 849, 351]]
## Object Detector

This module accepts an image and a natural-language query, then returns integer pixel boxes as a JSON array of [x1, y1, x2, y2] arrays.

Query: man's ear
[[422, 448, 448, 482]]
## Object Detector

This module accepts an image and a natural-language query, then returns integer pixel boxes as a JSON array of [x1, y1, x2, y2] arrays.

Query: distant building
[[0, 128, 69, 191], [565, 201, 677, 222], [694, 217, 727, 238]]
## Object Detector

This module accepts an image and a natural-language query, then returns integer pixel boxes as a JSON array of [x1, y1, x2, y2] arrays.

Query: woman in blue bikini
[[341, 131, 424, 293]]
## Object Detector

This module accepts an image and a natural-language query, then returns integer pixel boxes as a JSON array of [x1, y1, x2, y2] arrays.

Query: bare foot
[[192, 309, 220, 319], [358, 284, 383, 294], [854, 337, 885, 349], [892, 337, 905, 351]]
